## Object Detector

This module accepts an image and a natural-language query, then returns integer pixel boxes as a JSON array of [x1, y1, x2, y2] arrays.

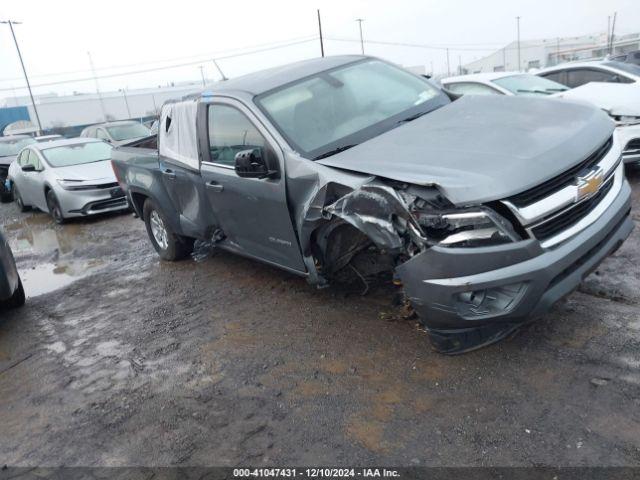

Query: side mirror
[[21, 164, 36, 172], [234, 148, 277, 179]]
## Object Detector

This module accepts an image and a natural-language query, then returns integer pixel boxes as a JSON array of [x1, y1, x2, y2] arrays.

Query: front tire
[[4, 279, 25, 309], [46, 190, 66, 224], [142, 199, 193, 261]]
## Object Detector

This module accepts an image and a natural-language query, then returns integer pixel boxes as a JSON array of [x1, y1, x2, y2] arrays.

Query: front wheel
[[3, 279, 25, 309], [143, 199, 193, 261], [46, 190, 66, 224]]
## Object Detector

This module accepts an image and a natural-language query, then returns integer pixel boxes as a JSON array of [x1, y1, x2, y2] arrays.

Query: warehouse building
[[463, 31, 640, 74]]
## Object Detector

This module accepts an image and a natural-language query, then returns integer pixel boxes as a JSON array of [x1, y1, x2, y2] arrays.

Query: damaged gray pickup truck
[[111, 55, 633, 354]]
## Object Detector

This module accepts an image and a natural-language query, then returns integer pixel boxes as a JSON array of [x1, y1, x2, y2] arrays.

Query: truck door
[[200, 100, 306, 273]]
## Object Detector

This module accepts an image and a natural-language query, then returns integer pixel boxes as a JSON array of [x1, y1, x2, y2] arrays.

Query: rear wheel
[[13, 185, 30, 212], [46, 190, 65, 224], [4, 279, 25, 309], [143, 199, 193, 261]]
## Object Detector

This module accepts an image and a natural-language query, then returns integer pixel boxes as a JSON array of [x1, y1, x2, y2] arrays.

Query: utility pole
[[609, 12, 617, 55], [516, 16, 521, 72], [430, 61, 434, 76], [502, 48, 506, 70], [356, 18, 365, 54], [446, 48, 451, 76], [121, 89, 131, 118], [198, 65, 206, 87], [317, 9, 324, 57], [1, 20, 43, 135], [87, 51, 108, 122], [607, 16, 611, 55], [556, 37, 560, 65], [212, 59, 228, 81], [458, 55, 462, 75]]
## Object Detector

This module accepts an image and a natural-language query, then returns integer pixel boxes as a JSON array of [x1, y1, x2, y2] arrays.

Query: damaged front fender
[[324, 185, 426, 254]]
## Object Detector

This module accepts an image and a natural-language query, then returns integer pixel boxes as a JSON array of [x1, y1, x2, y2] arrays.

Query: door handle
[[206, 181, 224, 192], [162, 168, 176, 179]]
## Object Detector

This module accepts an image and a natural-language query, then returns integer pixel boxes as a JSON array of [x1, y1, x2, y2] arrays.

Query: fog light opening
[[455, 282, 527, 319]]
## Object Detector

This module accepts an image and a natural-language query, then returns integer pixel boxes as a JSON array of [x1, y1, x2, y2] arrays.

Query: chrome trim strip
[[201, 161, 235, 170], [536, 162, 624, 248], [502, 136, 622, 226]]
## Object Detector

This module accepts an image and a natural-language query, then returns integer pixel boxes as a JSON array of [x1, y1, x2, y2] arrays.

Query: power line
[[0, 37, 319, 93], [0, 35, 319, 83], [326, 36, 556, 52]]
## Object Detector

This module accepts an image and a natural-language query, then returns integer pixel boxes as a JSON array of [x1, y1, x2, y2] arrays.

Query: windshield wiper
[[545, 88, 569, 92], [396, 111, 429, 124], [314, 144, 358, 160], [516, 89, 552, 95]]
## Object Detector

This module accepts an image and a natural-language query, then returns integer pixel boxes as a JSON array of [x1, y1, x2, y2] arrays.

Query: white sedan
[[441, 71, 640, 165]]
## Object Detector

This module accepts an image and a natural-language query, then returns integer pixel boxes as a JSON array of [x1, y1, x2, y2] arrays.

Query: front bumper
[[617, 124, 640, 164], [58, 185, 129, 217], [396, 178, 633, 353]]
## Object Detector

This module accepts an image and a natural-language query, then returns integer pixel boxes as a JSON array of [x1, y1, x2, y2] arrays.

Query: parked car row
[[441, 60, 640, 166], [0, 120, 153, 311]]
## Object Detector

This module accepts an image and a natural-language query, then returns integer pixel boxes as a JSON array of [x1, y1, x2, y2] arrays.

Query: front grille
[[509, 137, 613, 207], [625, 138, 640, 151], [67, 182, 119, 191], [88, 197, 127, 212], [531, 176, 614, 242]]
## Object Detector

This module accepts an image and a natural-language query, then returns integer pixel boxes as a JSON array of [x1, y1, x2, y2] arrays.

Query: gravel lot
[[1, 169, 640, 467]]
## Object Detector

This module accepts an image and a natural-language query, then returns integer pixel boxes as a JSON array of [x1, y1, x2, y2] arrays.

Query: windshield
[[0, 137, 36, 158], [256, 59, 448, 159], [492, 74, 569, 95], [41, 142, 113, 167], [603, 61, 640, 77], [106, 123, 150, 141]]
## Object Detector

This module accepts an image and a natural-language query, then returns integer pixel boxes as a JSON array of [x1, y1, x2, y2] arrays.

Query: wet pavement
[[1, 170, 640, 467]]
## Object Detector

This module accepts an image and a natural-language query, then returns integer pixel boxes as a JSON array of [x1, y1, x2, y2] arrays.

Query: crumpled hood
[[0, 155, 17, 167], [53, 160, 116, 183], [317, 95, 614, 205], [552, 82, 640, 116]]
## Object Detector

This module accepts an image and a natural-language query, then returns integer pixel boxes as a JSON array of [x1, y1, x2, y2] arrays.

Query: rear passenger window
[[208, 105, 268, 166], [566, 69, 618, 88], [540, 71, 566, 86]]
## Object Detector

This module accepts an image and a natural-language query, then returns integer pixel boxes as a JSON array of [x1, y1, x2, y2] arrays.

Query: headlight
[[414, 208, 519, 247], [57, 179, 85, 190], [613, 115, 640, 126]]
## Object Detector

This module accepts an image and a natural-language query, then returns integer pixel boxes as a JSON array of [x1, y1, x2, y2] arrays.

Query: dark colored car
[[0, 135, 36, 202], [112, 55, 632, 354], [0, 227, 24, 310], [611, 50, 640, 66]]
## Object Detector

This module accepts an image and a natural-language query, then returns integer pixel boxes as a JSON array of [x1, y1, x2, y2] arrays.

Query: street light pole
[[356, 18, 365, 54], [1, 20, 43, 135], [317, 9, 325, 57], [516, 16, 521, 71], [199, 65, 206, 87]]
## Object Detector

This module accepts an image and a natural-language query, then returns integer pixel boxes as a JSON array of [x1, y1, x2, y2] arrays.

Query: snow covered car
[[112, 55, 633, 354], [8, 138, 128, 224], [441, 71, 640, 165], [0, 227, 24, 310]]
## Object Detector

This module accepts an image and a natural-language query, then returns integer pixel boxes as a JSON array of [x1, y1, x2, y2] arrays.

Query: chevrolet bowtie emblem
[[575, 167, 604, 202]]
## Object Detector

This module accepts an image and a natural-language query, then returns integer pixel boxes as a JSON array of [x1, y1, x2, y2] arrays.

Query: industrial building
[[0, 83, 203, 136], [462, 31, 640, 74]]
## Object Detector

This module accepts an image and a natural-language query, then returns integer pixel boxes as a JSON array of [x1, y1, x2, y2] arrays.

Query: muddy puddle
[[20, 260, 104, 298], [6, 214, 106, 298]]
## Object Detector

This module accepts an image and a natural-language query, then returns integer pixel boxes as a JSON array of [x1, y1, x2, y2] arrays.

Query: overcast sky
[[0, 0, 638, 100]]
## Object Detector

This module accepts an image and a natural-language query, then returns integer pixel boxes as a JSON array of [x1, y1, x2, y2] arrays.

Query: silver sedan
[[8, 138, 128, 224]]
